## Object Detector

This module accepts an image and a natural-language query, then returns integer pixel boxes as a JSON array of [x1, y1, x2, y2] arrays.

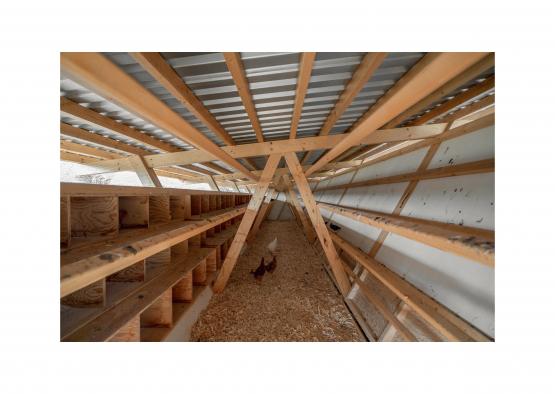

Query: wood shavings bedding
[[191, 221, 364, 341]]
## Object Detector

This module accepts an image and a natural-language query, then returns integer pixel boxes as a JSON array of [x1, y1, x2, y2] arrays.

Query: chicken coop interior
[[59, 52, 495, 342]]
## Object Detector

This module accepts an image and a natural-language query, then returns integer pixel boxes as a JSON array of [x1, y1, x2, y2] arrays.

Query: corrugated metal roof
[[60, 52, 492, 172]]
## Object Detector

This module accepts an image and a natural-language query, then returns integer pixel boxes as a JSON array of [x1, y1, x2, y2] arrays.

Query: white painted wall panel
[[427, 125, 494, 169], [376, 234, 494, 336], [352, 147, 427, 183]]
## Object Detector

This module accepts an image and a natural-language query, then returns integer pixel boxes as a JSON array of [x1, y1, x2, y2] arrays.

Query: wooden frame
[[60, 52, 256, 181], [289, 52, 316, 139]]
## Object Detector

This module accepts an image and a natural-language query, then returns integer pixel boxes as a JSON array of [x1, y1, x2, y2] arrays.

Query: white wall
[[313, 124, 495, 338]]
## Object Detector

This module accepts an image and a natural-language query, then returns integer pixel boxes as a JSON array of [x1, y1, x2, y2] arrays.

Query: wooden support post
[[282, 175, 317, 243], [247, 189, 277, 241], [283, 152, 351, 295], [212, 154, 281, 293], [128, 155, 162, 187]]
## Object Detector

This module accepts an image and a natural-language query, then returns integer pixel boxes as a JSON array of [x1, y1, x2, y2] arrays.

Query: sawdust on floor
[[191, 221, 364, 341]]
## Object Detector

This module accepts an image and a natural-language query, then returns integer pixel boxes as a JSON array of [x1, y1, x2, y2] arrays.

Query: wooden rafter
[[318, 111, 494, 184], [130, 52, 257, 171], [283, 152, 351, 295], [289, 52, 316, 139], [128, 155, 162, 187], [301, 52, 387, 164], [305, 53, 490, 176], [212, 154, 281, 292], [247, 189, 277, 241], [60, 53, 256, 181], [223, 52, 265, 143], [85, 123, 444, 176], [282, 175, 317, 242], [315, 158, 494, 192], [337, 54, 494, 162]]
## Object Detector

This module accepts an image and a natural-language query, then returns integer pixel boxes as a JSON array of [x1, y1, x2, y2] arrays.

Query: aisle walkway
[[191, 221, 364, 341]]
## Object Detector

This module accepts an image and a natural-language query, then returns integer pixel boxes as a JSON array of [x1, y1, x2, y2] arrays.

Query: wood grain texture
[[108, 314, 140, 342], [70, 197, 118, 238], [172, 271, 193, 302], [119, 196, 149, 229], [290, 52, 316, 139], [107, 260, 145, 282], [140, 288, 172, 328], [61, 196, 71, 248], [148, 196, 171, 224], [61, 279, 105, 307]]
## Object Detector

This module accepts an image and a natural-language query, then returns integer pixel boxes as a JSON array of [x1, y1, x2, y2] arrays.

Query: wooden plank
[[320, 202, 494, 267], [383, 54, 494, 128], [128, 155, 163, 187], [223, 52, 264, 142], [141, 288, 172, 328], [70, 196, 118, 238], [61, 182, 248, 197], [316, 159, 494, 192], [63, 248, 213, 341], [148, 196, 171, 224], [60, 53, 256, 181], [170, 195, 191, 220], [305, 53, 490, 176], [60, 140, 121, 160], [283, 176, 317, 242], [61, 206, 247, 297], [290, 52, 316, 139], [131, 52, 236, 146], [302, 52, 387, 163], [193, 259, 207, 285], [212, 154, 282, 292], [407, 75, 495, 126], [107, 260, 145, 282], [172, 271, 193, 302], [247, 189, 277, 241], [331, 232, 491, 341], [118, 196, 149, 229], [321, 113, 494, 183], [61, 196, 71, 248], [109, 315, 140, 342], [283, 152, 351, 295], [61, 279, 105, 307]]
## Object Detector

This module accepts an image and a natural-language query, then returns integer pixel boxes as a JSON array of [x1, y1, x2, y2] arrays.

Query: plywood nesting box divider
[[148, 195, 171, 225], [109, 315, 140, 342], [61, 196, 71, 248], [190, 195, 202, 218], [61, 278, 106, 308], [70, 196, 119, 239], [193, 260, 207, 285], [172, 271, 193, 302], [141, 288, 173, 328], [170, 195, 191, 221], [119, 196, 149, 229], [107, 260, 146, 282]]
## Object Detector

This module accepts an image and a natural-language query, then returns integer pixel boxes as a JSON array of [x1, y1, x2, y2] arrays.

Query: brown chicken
[[250, 257, 266, 281], [265, 255, 277, 273]]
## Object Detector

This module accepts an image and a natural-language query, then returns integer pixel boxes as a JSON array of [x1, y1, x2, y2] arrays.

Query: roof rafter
[[304, 52, 490, 177], [223, 52, 265, 143], [60, 52, 256, 181], [289, 52, 316, 139]]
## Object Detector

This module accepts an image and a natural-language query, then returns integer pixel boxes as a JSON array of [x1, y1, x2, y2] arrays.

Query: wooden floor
[[191, 220, 364, 341]]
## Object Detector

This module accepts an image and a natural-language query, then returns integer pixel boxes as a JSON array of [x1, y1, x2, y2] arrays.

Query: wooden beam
[[318, 113, 494, 183], [283, 152, 351, 295], [213, 154, 281, 292], [406, 75, 495, 126], [320, 202, 494, 266], [139, 123, 444, 169], [128, 155, 162, 187], [206, 175, 220, 191], [247, 189, 277, 241], [60, 140, 121, 160], [282, 175, 317, 242], [223, 52, 264, 143], [289, 52, 316, 139], [305, 53, 490, 176], [60, 53, 256, 181], [384, 54, 494, 128], [61, 206, 246, 297], [331, 232, 491, 341], [131, 52, 236, 145], [440, 94, 494, 125], [316, 158, 494, 192], [302, 52, 387, 164]]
